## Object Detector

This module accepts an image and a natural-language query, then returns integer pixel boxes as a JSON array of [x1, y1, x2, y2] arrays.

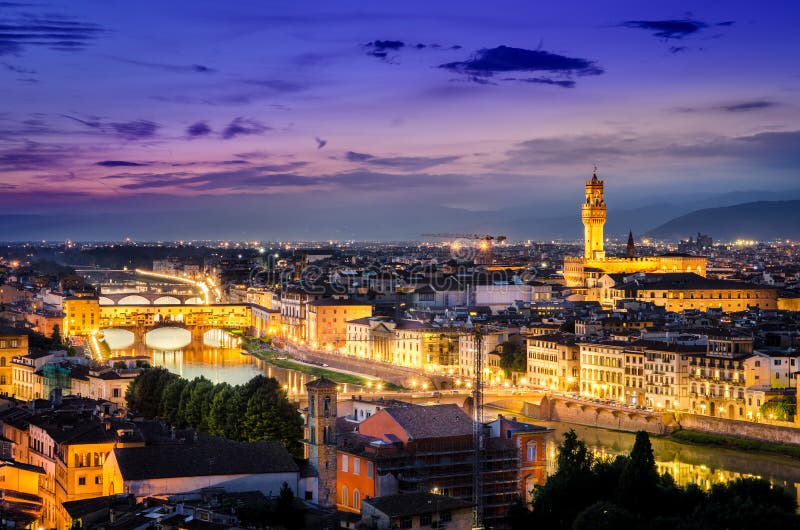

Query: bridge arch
[[100, 328, 135, 350], [98, 296, 115, 306], [145, 327, 191, 350], [153, 295, 182, 305], [184, 296, 204, 305], [117, 294, 152, 305]]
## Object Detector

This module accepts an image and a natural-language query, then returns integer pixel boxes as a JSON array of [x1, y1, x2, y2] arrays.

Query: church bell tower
[[582, 167, 606, 260], [305, 377, 338, 507]]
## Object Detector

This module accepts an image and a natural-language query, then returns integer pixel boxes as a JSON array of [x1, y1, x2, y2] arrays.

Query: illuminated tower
[[626, 230, 636, 258], [581, 167, 606, 259], [304, 377, 338, 507]]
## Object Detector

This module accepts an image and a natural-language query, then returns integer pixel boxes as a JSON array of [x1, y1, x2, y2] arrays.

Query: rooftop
[[363, 492, 472, 518]]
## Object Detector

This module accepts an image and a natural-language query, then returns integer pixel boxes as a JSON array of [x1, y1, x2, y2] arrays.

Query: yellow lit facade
[[526, 335, 579, 391], [306, 301, 372, 350], [62, 296, 101, 337], [564, 171, 707, 287], [0, 331, 27, 394]]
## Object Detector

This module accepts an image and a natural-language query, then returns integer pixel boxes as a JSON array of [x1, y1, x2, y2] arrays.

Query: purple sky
[[2, 1, 800, 240]]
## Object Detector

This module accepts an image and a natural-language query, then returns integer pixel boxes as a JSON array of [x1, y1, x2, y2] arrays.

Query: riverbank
[[669, 429, 800, 460], [247, 346, 402, 391]]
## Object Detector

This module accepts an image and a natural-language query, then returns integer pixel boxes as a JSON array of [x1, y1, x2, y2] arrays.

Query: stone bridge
[[99, 292, 204, 306]]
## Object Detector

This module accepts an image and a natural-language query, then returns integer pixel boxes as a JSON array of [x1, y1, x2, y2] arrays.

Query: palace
[[563, 169, 707, 287]]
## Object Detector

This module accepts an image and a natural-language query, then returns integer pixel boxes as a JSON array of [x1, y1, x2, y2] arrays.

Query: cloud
[[621, 19, 734, 40], [0, 142, 68, 171], [365, 39, 404, 59], [502, 77, 576, 88], [718, 100, 776, 112], [346, 151, 460, 171], [186, 121, 212, 137], [440, 45, 602, 86], [675, 100, 778, 114], [107, 56, 216, 74], [221, 117, 270, 139], [96, 160, 148, 167], [62, 115, 160, 140], [109, 120, 159, 140], [364, 39, 461, 61], [315, 137, 327, 149], [0, 13, 105, 56], [107, 165, 318, 192], [2, 62, 36, 74], [346, 151, 374, 162]]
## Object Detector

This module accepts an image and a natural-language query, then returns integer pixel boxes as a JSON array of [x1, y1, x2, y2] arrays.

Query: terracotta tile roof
[[382, 404, 473, 440]]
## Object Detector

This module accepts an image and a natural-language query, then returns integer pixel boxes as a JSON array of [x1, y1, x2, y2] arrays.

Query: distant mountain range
[[646, 200, 800, 241]]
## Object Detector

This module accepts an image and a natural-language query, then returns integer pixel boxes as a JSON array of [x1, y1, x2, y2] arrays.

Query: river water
[[101, 326, 358, 395], [101, 327, 800, 502]]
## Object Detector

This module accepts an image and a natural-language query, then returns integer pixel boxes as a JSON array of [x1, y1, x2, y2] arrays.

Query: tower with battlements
[[581, 168, 606, 260]]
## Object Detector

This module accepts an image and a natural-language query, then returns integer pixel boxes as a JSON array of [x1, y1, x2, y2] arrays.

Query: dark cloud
[[675, 100, 778, 114], [364, 39, 461, 61], [2, 62, 36, 74], [96, 160, 148, 167], [108, 56, 216, 74], [621, 19, 734, 40], [222, 117, 270, 139], [0, 14, 105, 56], [502, 77, 575, 88], [109, 120, 159, 140], [108, 165, 318, 192], [62, 115, 159, 140], [186, 121, 212, 137], [0, 142, 67, 171], [348, 153, 460, 171], [718, 100, 776, 112], [440, 46, 602, 86], [346, 151, 374, 162]]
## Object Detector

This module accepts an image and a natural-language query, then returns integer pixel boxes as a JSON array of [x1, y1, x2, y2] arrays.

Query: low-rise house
[[360, 491, 473, 530]]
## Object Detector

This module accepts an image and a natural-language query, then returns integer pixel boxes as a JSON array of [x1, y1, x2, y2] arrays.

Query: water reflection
[[101, 326, 354, 393], [538, 421, 800, 505]]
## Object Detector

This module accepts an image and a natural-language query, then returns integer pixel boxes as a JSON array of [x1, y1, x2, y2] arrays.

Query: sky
[[2, 0, 800, 240]]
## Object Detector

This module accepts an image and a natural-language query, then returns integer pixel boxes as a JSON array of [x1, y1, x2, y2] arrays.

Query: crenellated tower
[[581, 167, 606, 259]]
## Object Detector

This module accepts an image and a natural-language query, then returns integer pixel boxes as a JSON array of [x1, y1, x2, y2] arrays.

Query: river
[[101, 326, 800, 503]]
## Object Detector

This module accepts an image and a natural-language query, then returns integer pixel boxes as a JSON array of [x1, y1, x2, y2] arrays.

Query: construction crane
[[470, 325, 485, 530], [421, 233, 507, 265]]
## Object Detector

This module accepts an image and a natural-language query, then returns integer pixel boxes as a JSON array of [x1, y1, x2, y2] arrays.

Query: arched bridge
[[99, 292, 205, 306]]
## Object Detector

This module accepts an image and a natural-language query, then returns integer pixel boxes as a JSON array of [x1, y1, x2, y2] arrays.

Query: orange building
[[306, 299, 372, 351], [335, 404, 534, 527], [0, 328, 27, 394]]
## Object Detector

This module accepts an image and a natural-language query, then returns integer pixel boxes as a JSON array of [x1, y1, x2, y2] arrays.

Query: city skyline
[[2, 1, 800, 240]]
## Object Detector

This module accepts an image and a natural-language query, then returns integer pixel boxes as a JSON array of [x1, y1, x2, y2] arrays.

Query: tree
[[50, 324, 62, 348], [572, 502, 638, 530], [126, 367, 178, 417], [160, 377, 188, 425], [498, 340, 526, 376], [760, 396, 795, 422], [616, 431, 659, 514]]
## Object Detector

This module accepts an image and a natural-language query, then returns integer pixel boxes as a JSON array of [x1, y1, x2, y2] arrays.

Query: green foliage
[[125, 368, 303, 455], [498, 340, 526, 376], [512, 430, 800, 530], [760, 396, 795, 422]]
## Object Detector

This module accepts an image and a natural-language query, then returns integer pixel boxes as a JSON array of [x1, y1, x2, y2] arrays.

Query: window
[[95, 475, 102, 484], [342, 454, 349, 472], [353, 458, 360, 475], [341, 486, 348, 506], [112, 388, 121, 398], [526, 440, 538, 461], [440, 511, 452, 523], [78, 477, 86, 485], [353, 489, 360, 510], [367, 461, 374, 478], [420, 514, 433, 526]]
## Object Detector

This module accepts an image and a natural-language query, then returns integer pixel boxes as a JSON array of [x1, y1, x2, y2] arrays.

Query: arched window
[[324, 396, 331, 417], [341, 486, 348, 506], [0, 357, 5, 367], [353, 489, 360, 510], [526, 440, 538, 461]]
